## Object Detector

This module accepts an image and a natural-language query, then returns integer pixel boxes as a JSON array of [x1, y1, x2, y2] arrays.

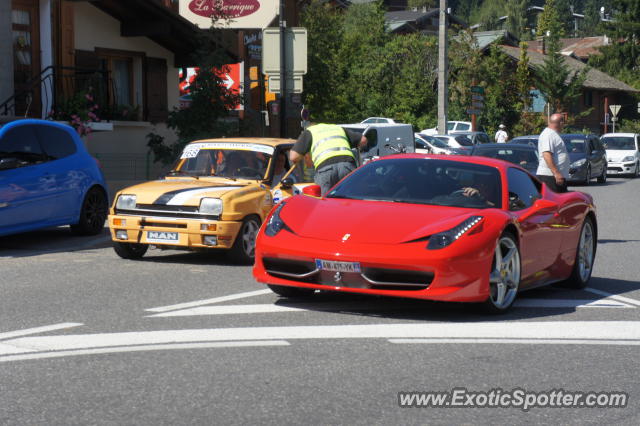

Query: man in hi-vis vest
[[290, 123, 367, 195]]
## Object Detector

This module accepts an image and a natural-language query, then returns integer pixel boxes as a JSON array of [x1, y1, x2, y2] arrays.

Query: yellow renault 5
[[108, 138, 310, 263]]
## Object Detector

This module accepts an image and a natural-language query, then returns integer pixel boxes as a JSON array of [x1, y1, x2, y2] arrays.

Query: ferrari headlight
[[199, 198, 223, 215], [623, 156, 635, 162], [116, 194, 136, 210], [571, 158, 587, 168], [265, 202, 288, 237], [427, 216, 483, 250]]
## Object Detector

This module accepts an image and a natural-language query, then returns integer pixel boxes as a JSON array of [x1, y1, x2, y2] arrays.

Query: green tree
[[515, 42, 532, 110], [505, 0, 528, 40], [535, 35, 588, 115], [555, 0, 575, 36], [300, 1, 344, 122], [537, 0, 565, 37], [147, 27, 239, 164], [589, 0, 640, 89], [581, 0, 602, 36], [448, 29, 483, 122], [407, 0, 435, 9]]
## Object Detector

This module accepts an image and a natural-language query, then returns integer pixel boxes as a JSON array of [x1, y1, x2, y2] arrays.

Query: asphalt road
[[1, 177, 640, 425]]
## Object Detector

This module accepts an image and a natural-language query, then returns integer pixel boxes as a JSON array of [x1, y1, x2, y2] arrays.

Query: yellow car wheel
[[113, 242, 148, 260], [229, 215, 261, 264]]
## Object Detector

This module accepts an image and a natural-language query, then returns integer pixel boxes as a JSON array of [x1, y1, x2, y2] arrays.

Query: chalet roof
[[499, 45, 638, 93], [527, 36, 608, 60]]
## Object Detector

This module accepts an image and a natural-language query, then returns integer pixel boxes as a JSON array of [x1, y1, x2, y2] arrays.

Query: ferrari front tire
[[559, 217, 596, 289], [481, 232, 521, 314], [268, 284, 315, 298], [113, 242, 148, 260]]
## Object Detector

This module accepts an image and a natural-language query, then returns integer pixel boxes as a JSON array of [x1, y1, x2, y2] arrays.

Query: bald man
[[536, 113, 570, 193]]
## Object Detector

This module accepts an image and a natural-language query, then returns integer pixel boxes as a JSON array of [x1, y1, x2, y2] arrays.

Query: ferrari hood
[[119, 178, 249, 205], [281, 196, 479, 244]]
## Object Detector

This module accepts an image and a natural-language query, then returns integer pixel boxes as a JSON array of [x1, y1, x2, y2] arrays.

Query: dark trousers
[[537, 174, 568, 193], [314, 161, 356, 195]]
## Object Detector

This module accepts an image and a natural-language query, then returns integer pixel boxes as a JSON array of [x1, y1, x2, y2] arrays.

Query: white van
[[601, 133, 640, 177], [340, 123, 414, 165], [421, 121, 472, 136]]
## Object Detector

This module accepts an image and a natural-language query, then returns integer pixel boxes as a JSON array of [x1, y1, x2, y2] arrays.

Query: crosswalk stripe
[[145, 289, 272, 313], [147, 298, 633, 318]]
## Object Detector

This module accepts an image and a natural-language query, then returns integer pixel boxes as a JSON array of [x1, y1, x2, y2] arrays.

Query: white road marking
[[145, 289, 272, 313], [0, 340, 290, 363], [584, 287, 640, 307], [148, 304, 305, 317], [0, 323, 83, 341], [2, 322, 640, 361], [514, 298, 632, 308], [389, 338, 640, 346], [147, 298, 633, 317]]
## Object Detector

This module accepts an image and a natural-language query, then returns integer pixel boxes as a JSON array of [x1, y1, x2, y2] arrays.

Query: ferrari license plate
[[146, 231, 179, 243], [315, 259, 361, 273]]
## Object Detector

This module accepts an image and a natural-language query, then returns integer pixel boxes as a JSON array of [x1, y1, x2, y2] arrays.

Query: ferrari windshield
[[602, 137, 636, 150], [327, 158, 502, 209], [172, 143, 273, 179]]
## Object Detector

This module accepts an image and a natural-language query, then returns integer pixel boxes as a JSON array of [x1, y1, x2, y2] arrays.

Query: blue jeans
[[314, 161, 356, 195]]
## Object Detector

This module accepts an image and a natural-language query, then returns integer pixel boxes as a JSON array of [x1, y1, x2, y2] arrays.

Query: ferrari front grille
[[361, 267, 433, 290], [263, 258, 318, 281]]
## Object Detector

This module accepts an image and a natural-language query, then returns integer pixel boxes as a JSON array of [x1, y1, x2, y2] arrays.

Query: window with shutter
[[145, 57, 168, 122]]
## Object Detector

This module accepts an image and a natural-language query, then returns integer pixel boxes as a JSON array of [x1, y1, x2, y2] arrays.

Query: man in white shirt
[[536, 114, 570, 193], [495, 124, 508, 143]]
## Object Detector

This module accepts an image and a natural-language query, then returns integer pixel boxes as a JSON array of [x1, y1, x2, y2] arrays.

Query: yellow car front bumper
[[108, 214, 242, 250]]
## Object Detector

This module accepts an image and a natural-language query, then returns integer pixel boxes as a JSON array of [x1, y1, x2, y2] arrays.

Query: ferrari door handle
[[0, 202, 8, 208]]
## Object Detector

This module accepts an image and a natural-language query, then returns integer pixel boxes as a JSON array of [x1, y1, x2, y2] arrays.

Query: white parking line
[[147, 298, 633, 318], [0, 340, 290, 363], [0, 323, 83, 341], [584, 287, 640, 307], [389, 338, 640, 346], [145, 289, 272, 313], [2, 321, 640, 360], [148, 304, 305, 317]]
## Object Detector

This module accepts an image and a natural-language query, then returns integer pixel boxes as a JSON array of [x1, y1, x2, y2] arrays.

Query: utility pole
[[437, 0, 448, 135], [279, 0, 287, 137]]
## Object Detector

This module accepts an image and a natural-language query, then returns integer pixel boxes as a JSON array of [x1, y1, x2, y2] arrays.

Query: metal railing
[[0, 66, 115, 120]]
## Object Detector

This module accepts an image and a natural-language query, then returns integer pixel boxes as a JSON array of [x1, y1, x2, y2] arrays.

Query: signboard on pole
[[267, 75, 303, 93], [609, 104, 621, 117], [467, 109, 482, 115], [262, 27, 308, 74], [180, 0, 278, 29], [470, 86, 484, 94]]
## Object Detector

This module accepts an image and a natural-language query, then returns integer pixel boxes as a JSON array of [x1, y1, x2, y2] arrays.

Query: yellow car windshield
[[173, 148, 271, 180]]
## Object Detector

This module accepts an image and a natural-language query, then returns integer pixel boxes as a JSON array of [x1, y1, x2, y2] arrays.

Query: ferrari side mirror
[[302, 185, 322, 197]]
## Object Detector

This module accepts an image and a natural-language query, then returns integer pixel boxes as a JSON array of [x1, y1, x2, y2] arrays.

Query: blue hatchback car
[[0, 119, 108, 237]]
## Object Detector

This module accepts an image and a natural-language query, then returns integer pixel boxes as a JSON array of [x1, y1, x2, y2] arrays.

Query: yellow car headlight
[[116, 194, 137, 210], [199, 198, 223, 215]]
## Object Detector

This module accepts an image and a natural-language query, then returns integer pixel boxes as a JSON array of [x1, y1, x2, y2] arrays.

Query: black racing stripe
[[153, 186, 234, 205]]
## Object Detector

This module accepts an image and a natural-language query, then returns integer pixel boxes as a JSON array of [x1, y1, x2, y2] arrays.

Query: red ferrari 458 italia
[[253, 155, 597, 313]]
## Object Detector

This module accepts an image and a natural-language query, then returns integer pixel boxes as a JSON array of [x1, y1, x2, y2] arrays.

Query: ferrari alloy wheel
[[71, 187, 108, 235], [483, 233, 521, 313], [113, 242, 148, 260], [597, 166, 607, 183], [268, 284, 315, 298], [561, 217, 596, 289], [229, 216, 261, 264]]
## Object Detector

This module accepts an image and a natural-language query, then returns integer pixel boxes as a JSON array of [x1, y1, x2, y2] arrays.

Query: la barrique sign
[[180, 0, 278, 29]]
